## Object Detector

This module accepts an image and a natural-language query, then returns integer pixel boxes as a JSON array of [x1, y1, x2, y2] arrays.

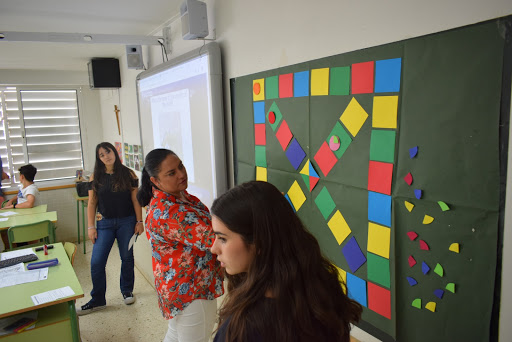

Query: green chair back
[[64, 242, 77, 266], [7, 220, 54, 250]]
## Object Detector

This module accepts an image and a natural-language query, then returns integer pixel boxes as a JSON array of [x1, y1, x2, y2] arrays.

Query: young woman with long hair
[[211, 181, 362, 342], [137, 148, 224, 342], [77, 142, 144, 315]]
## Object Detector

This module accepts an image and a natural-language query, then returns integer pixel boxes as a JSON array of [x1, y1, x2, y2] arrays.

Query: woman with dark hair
[[211, 181, 362, 342], [77, 142, 144, 315], [137, 148, 223, 342]]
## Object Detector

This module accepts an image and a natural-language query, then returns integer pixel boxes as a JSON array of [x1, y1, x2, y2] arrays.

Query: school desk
[[0, 211, 58, 243], [0, 243, 84, 341], [0, 205, 47, 215], [72, 193, 88, 254]]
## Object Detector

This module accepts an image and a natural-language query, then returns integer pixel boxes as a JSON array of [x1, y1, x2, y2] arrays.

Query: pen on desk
[[15, 320, 37, 333]]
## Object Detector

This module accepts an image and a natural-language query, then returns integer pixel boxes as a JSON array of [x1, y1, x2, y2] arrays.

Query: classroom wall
[[95, 1, 512, 341]]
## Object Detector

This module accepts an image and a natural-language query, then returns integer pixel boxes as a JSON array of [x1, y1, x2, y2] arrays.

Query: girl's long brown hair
[[211, 181, 362, 342], [92, 142, 134, 193]]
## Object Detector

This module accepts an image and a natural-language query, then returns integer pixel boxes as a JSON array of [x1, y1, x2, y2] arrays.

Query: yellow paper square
[[335, 265, 347, 294], [287, 180, 306, 211], [253, 79, 265, 101], [367, 222, 391, 259], [327, 210, 351, 245], [311, 68, 329, 96], [256, 166, 267, 182], [372, 96, 398, 128], [339, 98, 368, 137]]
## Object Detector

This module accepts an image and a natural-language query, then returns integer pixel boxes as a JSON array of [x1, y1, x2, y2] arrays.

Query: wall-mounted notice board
[[230, 16, 512, 342]]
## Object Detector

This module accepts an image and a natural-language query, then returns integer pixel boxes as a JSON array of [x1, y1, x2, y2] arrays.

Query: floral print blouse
[[145, 188, 224, 319]]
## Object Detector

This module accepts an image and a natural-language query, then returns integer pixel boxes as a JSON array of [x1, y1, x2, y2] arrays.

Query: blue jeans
[[90, 215, 136, 305]]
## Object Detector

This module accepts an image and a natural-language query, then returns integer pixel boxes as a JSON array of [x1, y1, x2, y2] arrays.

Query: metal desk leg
[[68, 300, 80, 342], [76, 200, 80, 245], [82, 202, 86, 254]]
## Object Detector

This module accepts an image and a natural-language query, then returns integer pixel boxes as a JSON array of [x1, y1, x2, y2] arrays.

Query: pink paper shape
[[404, 172, 413, 185], [407, 231, 418, 241], [419, 240, 430, 251], [408, 255, 416, 267], [314, 142, 338, 177], [275, 120, 293, 150]]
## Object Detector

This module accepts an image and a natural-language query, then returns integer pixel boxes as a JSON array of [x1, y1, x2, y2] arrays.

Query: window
[[0, 87, 84, 187]]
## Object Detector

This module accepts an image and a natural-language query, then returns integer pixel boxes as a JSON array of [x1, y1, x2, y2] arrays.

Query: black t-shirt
[[91, 174, 138, 219]]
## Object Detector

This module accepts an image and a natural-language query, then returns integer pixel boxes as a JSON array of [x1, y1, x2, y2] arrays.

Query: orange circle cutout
[[253, 82, 261, 95]]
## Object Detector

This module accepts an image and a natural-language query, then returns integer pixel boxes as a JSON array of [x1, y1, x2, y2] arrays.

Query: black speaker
[[87, 58, 121, 89]]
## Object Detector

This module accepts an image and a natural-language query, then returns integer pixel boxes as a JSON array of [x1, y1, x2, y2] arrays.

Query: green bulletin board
[[230, 17, 511, 341]]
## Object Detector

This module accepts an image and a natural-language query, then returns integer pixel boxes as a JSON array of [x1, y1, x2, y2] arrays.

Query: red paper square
[[352, 61, 374, 94], [368, 282, 391, 319], [368, 161, 393, 195], [254, 124, 266, 146], [314, 142, 338, 177], [276, 120, 293, 150], [279, 73, 293, 98]]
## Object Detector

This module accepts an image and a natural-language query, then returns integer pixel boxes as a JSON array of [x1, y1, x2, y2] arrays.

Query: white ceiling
[[0, 0, 183, 71]]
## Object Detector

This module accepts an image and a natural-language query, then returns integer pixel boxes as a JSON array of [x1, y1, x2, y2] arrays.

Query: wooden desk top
[[0, 242, 84, 318], [0, 205, 47, 216], [0, 211, 58, 231]]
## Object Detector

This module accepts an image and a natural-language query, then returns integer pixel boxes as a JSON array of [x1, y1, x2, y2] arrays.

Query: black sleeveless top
[[90, 174, 138, 219]]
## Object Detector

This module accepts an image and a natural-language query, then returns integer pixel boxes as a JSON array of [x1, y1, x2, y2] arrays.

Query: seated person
[[2, 164, 41, 209]]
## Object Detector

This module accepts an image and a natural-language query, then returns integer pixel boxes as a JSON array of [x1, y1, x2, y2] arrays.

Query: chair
[[1, 200, 9, 208], [64, 242, 77, 266], [7, 220, 54, 250]]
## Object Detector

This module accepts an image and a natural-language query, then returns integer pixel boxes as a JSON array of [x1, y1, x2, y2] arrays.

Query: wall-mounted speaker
[[126, 45, 144, 70], [180, 0, 208, 40], [87, 58, 121, 89]]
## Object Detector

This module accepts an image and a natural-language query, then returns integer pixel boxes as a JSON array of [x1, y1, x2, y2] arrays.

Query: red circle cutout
[[269, 112, 276, 124]]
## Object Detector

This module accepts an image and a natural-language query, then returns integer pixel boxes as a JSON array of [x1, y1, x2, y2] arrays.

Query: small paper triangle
[[422, 261, 430, 275], [301, 174, 310, 190], [446, 283, 456, 293], [405, 201, 414, 212], [449, 243, 460, 253], [300, 160, 310, 176], [434, 263, 444, 277], [404, 172, 413, 185], [309, 162, 319, 178], [425, 302, 436, 312], [434, 289, 444, 299], [423, 215, 434, 224], [412, 298, 422, 309], [438, 201, 450, 211], [419, 240, 430, 251], [407, 231, 418, 241], [408, 255, 416, 267], [407, 276, 418, 286], [409, 146, 418, 158], [309, 176, 319, 192], [414, 189, 422, 199]]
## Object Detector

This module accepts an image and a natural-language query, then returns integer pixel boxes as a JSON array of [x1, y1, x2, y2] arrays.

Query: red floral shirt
[[145, 188, 224, 319]]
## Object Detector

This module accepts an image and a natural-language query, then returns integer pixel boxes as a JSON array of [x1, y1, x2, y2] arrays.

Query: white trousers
[[163, 299, 218, 342]]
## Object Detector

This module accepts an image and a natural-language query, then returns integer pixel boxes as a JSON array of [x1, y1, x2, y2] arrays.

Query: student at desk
[[2, 164, 40, 209]]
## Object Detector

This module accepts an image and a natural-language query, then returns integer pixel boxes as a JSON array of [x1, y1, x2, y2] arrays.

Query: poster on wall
[[123, 143, 143, 171], [230, 17, 510, 342], [115, 142, 123, 163]]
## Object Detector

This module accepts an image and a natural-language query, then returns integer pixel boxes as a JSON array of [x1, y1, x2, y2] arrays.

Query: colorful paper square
[[327, 122, 352, 159], [294, 71, 309, 97], [276, 120, 293, 150], [265, 75, 279, 99], [279, 73, 293, 98], [254, 124, 266, 146], [368, 191, 391, 227], [342, 236, 367, 273], [367, 222, 391, 259], [314, 187, 336, 220], [255, 146, 266, 167], [373, 96, 398, 129], [346, 272, 367, 307], [351, 61, 374, 94], [285, 138, 306, 170], [340, 98, 368, 137], [311, 68, 329, 96], [287, 180, 306, 211], [375, 58, 402, 93], [314, 142, 338, 177], [327, 210, 352, 245], [267, 102, 283, 131], [367, 161, 393, 195], [367, 282, 391, 319], [367, 252, 390, 288], [253, 101, 265, 124], [253, 79, 265, 101], [330, 66, 350, 95], [370, 130, 396, 163], [256, 166, 267, 182]]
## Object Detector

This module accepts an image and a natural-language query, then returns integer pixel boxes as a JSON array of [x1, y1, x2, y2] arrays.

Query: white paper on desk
[[0, 267, 48, 289], [0, 262, 25, 276], [0, 211, 18, 217], [0, 248, 37, 261], [31, 286, 75, 306], [0, 218, 8, 222]]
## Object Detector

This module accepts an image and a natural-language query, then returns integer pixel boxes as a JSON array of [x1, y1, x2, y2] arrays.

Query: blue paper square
[[346, 273, 367, 307], [368, 191, 391, 227], [285, 138, 306, 170], [375, 58, 402, 93], [253, 102, 266, 124], [342, 236, 367, 273], [294, 71, 309, 97]]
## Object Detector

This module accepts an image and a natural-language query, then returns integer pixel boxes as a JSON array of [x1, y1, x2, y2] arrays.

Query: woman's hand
[[135, 221, 144, 235], [88, 228, 98, 244]]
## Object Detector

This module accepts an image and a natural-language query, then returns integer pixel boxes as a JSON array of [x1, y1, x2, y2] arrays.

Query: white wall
[[96, 1, 512, 341]]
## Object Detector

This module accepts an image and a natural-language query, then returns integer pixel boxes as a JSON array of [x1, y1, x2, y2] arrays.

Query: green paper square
[[367, 252, 390, 288], [330, 66, 350, 95], [369, 130, 396, 163], [314, 187, 336, 220], [266, 75, 279, 99], [255, 146, 267, 167], [327, 122, 353, 159], [267, 102, 283, 131]]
